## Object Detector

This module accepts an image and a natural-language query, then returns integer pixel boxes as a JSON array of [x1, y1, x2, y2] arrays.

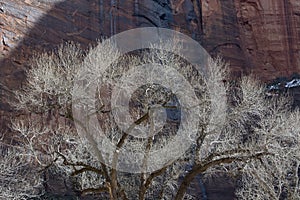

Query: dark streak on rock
[[210, 42, 242, 54], [132, 14, 158, 27]]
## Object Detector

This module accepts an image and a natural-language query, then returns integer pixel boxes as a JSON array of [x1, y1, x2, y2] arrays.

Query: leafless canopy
[[1, 40, 299, 200]]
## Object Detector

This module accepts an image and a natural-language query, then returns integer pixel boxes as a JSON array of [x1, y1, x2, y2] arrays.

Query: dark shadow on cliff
[[0, 0, 211, 92], [0, 0, 159, 118], [1, 1, 99, 89]]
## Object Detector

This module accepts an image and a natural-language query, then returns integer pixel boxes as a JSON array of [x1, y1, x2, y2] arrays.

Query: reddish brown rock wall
[[1, 0, 299, 86], [234, 0, 300, 80]]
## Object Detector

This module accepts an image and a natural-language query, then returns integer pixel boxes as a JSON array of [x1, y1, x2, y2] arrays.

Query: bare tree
[[3, 40, 300, 200], [0, 143, 44, 200]]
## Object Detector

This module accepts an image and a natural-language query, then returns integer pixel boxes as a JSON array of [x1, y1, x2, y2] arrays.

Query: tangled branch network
[[72, 27, 227, 173]]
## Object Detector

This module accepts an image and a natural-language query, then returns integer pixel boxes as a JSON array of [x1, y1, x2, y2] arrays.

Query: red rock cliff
[[0, 0, 299, 87]]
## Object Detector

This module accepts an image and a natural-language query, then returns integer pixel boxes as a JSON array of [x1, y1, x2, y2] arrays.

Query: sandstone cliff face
[[235, 0, 300, 80], [0, 0, 300, 87], [1, 0, 299, 89]]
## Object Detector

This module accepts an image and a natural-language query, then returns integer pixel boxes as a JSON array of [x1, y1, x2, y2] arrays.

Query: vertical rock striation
[[234, 0, 300, 80], [1, 0, 299, 88]]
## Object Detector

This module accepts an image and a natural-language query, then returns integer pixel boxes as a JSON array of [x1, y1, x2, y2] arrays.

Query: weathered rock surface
[[234, 0, 300, 80], [0, 0, 203, 89], [1, 0, 299, 88]]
